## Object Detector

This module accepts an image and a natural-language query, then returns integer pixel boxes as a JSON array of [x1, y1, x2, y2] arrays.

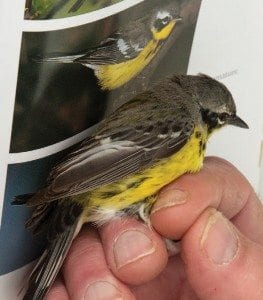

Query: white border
[[0, 261, 34, 299], [8, 123, 99, 164], [22, 0, 144, 32], [0, 0, 25, 218]]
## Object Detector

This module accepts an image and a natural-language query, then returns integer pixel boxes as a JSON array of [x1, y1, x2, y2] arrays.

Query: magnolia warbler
[[39, 2, 182, 90], [14, 74, 248, 300]]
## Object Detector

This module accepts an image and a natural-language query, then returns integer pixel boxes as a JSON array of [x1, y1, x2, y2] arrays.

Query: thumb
[[181, 208, 263, 300]]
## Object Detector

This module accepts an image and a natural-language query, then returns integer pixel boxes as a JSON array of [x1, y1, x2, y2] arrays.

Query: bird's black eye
[[162, 16, 170, 24], [219, 112, 229, 121], [201, 109, 219, 129], [154, 19, 164, 31], [154, 17, 170, 31], [208, 112, 218, 122]]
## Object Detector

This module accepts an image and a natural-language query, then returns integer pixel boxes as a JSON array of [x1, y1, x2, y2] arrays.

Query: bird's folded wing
[[27, 119, 194, 205], [75, 21, 152, 65]]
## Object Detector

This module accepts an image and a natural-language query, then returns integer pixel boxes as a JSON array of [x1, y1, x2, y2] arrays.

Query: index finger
[[150, 156, 263, 244]]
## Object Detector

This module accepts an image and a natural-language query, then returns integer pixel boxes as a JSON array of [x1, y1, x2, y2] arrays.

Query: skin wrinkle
[[240, 252, 256, 287], [130, 256, 191, 300], [177, 278, 199, 300], [46, 276, 69, 300], [67, 240, 102, 268], [252, 194, 263, 226], [231, 191, 263, 244], [63, 229, 108, 283], [200, 210, 240, 266], [229, 240, 263, 298], [113, 229, 156, 269], [221, 182, 250, 218], [100, 216, 150, 241], [85, 281, 124, 300], [198, 161, 222, 206], [218, 168, 249, 216], [204, 157, 251, 219], [174, 260, 198, 300], [62, 228, 134, 300]]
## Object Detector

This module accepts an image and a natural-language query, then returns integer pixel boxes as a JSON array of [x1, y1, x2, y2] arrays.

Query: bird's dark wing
[[23, 114, 194, 205], [37, 15, 152, 65], [22, 201, 83, 300], [75, 17, 152, 65]]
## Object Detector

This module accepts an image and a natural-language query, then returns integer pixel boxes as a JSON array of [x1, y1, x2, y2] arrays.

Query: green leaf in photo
[[25, 0, 123, 19]]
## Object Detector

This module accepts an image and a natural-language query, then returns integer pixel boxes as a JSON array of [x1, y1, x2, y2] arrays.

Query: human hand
[[46, 157, 263, 299]]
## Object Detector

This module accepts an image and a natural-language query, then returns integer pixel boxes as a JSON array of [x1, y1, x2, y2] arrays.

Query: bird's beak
[[226, 115, 249, 129]]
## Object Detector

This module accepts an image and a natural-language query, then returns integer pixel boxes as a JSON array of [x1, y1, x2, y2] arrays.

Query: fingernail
[[85, 281, 123, 300], [114, 230, 155, 269], [152, 189, 188, 213], [201, 211, 239, 265]]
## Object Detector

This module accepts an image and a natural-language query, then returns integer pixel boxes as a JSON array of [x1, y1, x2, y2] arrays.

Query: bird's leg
[[139, 196, 181, 255], [138, 195, 157, 227], [164, 238, 181, 256]]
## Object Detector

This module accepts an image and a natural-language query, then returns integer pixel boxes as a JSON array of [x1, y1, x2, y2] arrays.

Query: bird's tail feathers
[[12, 193, 35, 205], [22, 219, 81, 300], [33, 53, 83, 64]]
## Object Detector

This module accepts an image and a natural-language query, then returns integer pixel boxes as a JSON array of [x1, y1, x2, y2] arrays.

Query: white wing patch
[[43, 54, 83, 63], [171, 131, 181, 138], [117, 38, 130, 55], [157, 134, 168, 139], [100, 137, 112, 145], [74, 140, 137, 164], [83, 63, 98, 70]]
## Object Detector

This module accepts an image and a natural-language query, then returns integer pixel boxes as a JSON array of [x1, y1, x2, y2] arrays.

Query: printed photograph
[[25, 0, 124, 20], [12, 0, 202, 152]]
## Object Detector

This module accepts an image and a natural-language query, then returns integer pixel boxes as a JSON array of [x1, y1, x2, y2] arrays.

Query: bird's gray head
[[173, 74, 248, 131], [151, 5, 182, 36]]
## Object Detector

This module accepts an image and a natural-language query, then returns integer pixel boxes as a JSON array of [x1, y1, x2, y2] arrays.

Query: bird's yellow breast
[[95, 39, 160, 90], [152, 20, 176, 41], [81, 127, 208, 216], [95, 20, 177, 90]]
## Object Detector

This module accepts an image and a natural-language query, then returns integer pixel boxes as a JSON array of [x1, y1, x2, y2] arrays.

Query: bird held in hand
[[14, 74, 248, 299]]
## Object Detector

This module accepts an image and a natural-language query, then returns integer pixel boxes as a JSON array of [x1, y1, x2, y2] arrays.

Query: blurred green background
[[25, 0, 123, 19]]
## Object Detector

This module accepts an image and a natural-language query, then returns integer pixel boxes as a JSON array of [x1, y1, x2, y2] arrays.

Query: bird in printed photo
[[38, 2, 182, 90]]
